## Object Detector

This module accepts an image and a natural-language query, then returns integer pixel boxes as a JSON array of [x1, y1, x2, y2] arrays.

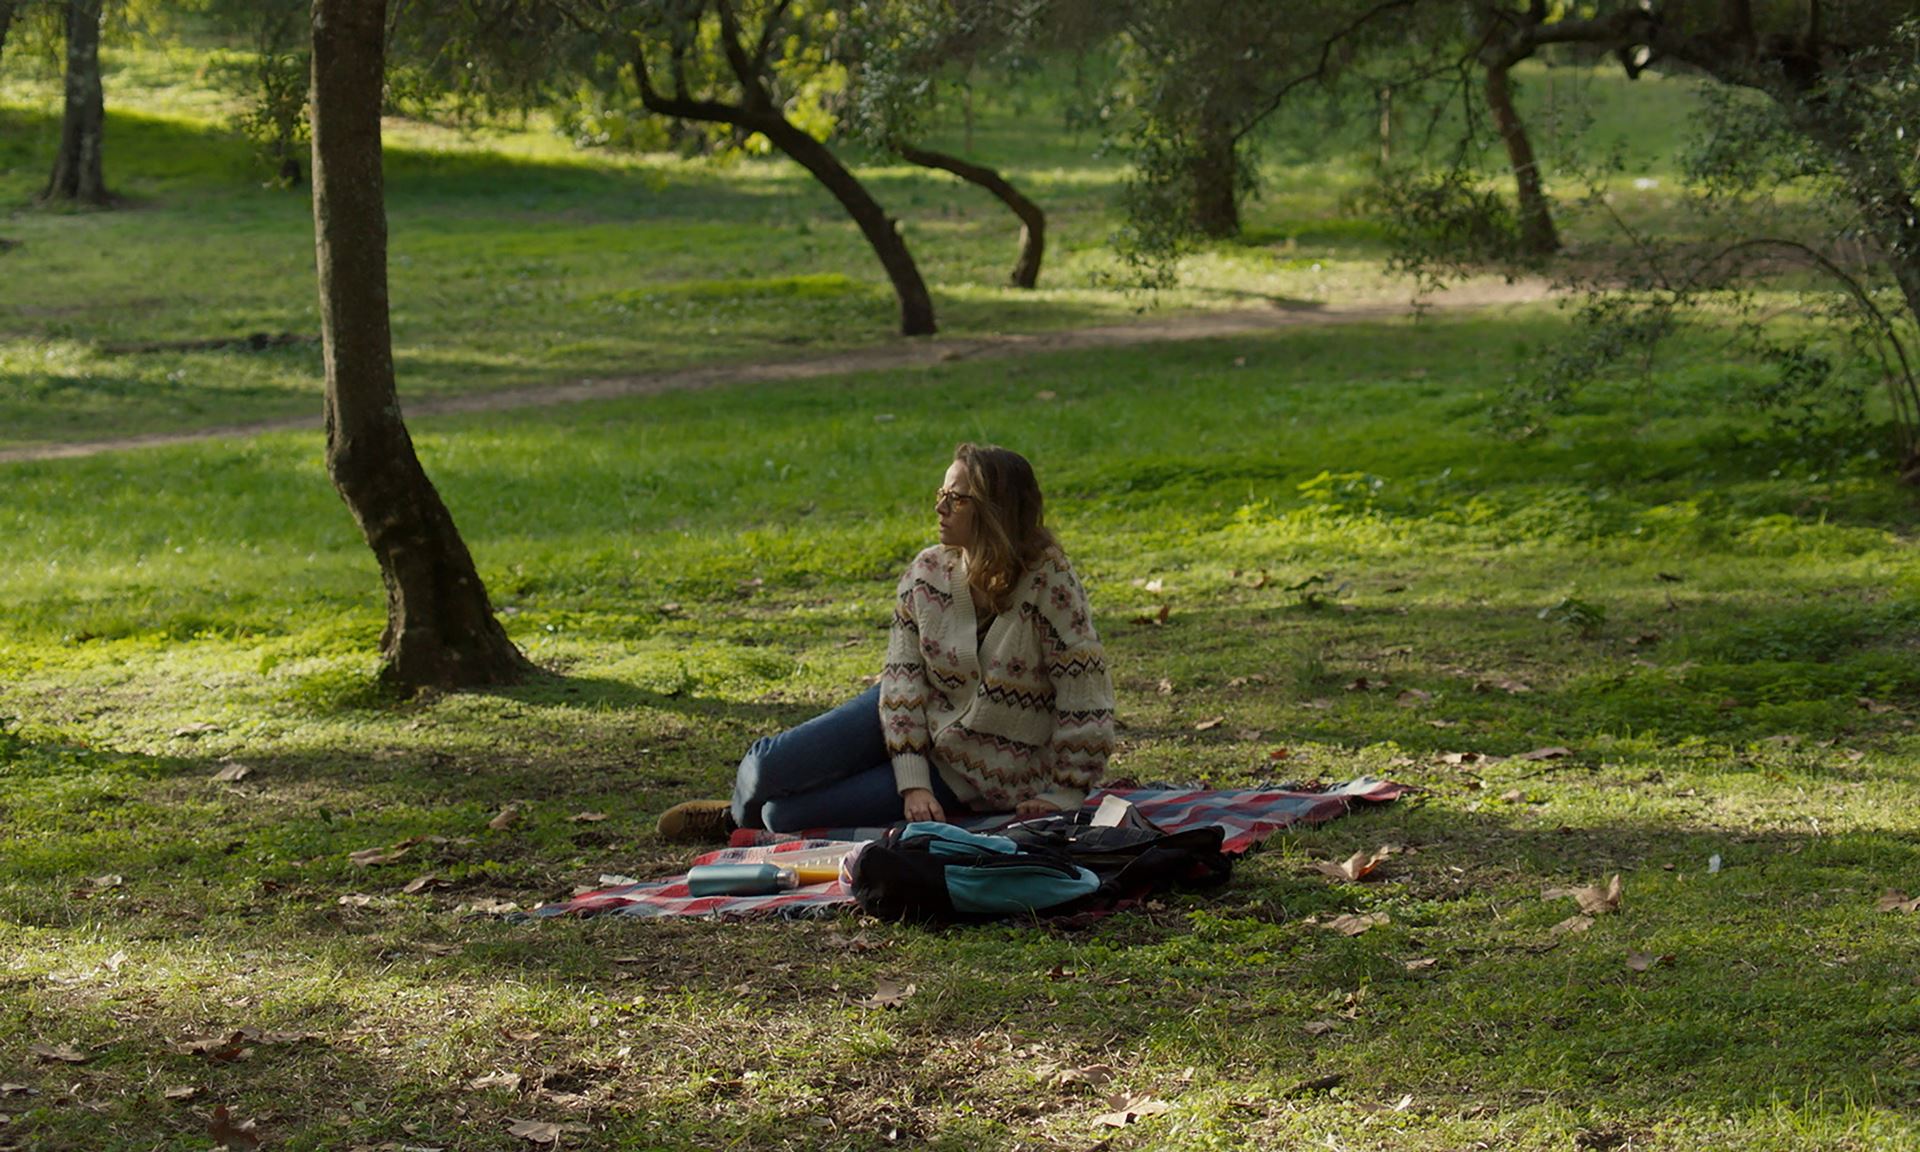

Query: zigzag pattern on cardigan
[[880, 544, 1116, 808], [1047, 652, 1107, 678], [900, 578, 953, 608], [978, 681, 1053, 710]]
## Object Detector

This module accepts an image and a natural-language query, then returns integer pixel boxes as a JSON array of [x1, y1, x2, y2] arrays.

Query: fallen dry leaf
[[1438, 751, 1482, 765], [338, 894, 377, 908], [567, 811, 608, 824], [1311, 847, 1392, 883], [1301, 697, 1334, 709], [348, 841, 414, 867], [1403, 957, 1438, 971], [1545, 874, 1622, 916], [488, 805, 522, 832], [1499, 789, 1526, 803], [1301, 1019, 1340, 1036], [1193, 716, 1226, 732], [211, 763, 252, 783], [1580, 874, 1624, 915], [208, 1104, 261, 1150], [234, 1027, 312, 1046], [163, 1085, 201, 1101], [1625, 950, 1675, 972], [1356, 1093, 1415, 1115], [0, 1084, 32, 1096], [1156, 678, 1174, 695], [507, 1118, 585, 1144], [1321, 912, 1389, 936], [457, 899, 521, 917], [1094, 1092, 1172, 1127], [1859, 697, 1897, 714], [402, 875, 445, 895], [1395, 689, 1432, 708], [1051, 1063, 1114, 1090], [471, 1071, 524, 1091], [29, 1042, 90, 1064], [173, 721, 222, 737], [858, 978, 917, 1009], [1143, 578, 1165, 593], [1480, 677, 1532, 694], [1515, 746, 1574, 762], [88, 874, 123, 889], [179, 1033, 251, 1061], [1876, 890, 1920, 914], [824, 931, 886, 954], [1551, 914, 1594, 936]]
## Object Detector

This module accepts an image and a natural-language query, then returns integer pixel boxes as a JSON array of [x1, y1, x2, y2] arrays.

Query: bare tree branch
[[1228, 0, 1423, 147]]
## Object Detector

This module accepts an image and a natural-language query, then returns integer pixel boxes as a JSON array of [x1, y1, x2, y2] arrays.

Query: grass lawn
[[2, 39, 1721, 452], [4, 312, 1920, 1150], [4, 34, 1919, 1152]]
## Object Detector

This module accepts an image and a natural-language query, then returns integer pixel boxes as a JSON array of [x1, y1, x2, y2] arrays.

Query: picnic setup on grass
[[539, 779, 1409, 924]]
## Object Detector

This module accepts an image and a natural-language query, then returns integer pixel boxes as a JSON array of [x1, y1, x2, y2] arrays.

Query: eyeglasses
[[934, 487, 975, 510]]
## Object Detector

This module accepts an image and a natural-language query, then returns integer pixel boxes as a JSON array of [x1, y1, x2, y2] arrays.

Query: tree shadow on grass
[[504, 813, 1920, 1122], [6, 715, 1918, 1146], [490, 671, 812, 731]]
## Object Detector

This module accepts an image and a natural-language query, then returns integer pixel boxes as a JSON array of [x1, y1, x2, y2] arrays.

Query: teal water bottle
[[685, 863, 799, 896]]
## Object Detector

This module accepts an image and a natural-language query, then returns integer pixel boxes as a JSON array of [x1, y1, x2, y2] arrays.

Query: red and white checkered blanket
[[534, 776, 1408, 921]]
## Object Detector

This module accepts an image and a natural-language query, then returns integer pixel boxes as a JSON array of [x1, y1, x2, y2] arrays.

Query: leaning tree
[[845, 0, 1053, 288], [544, 0, 939, 335], [309, 0, 533, 688]]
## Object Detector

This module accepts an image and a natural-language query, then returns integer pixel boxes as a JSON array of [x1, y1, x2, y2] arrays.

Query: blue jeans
[[731, 685, 961, 832]]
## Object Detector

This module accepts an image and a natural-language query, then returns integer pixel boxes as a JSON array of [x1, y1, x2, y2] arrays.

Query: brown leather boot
[[655, 799, 736, 843]]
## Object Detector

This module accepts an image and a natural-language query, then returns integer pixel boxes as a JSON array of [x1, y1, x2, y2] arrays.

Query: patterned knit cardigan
[[881, 544, 1116, 812]]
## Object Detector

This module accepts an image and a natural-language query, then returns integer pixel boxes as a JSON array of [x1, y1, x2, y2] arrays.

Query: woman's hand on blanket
[[1014, 797, 1063, 820], [902, 787, 946, 824]]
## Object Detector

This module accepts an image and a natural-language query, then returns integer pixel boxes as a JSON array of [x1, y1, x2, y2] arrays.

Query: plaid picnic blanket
[[534, 776, 1407, 921]]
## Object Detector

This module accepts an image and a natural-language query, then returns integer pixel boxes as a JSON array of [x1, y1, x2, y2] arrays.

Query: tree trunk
[[1188, 106, 1239, 239], [758, 119, 936, 335], [45, 0, 109, 205], [1484, 58, 1558, 256], [0, 2, 19, 69], [309, 0, 532, 690], [895, 142, 1044, 289]]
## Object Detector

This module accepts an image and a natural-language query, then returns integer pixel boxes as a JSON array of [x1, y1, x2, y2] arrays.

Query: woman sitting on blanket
[[656, 443, 1116, 842]]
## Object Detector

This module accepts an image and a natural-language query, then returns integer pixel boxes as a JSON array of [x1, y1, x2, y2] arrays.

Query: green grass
[[4, 314, 1920, 1150], [4, 36, 1919, 1152], [1, 40, 1734, 451]]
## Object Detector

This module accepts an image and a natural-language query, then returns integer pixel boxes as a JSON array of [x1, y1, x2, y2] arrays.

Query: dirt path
[[0, 280, 1554, 464]]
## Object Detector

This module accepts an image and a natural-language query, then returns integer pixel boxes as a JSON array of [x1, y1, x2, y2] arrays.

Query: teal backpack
[[847, 821, 1102, 922]]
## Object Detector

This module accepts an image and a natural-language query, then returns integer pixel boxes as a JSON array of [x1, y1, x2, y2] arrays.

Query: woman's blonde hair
[[953, 443, 1058, 614]]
